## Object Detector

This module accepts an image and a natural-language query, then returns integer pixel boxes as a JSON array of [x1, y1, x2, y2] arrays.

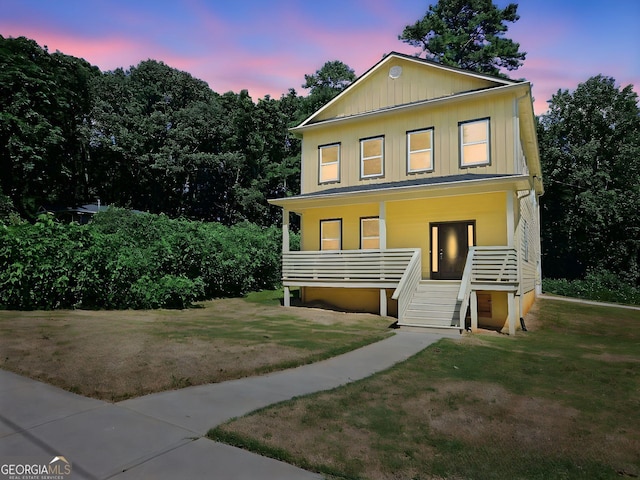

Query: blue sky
[[1, 0, 638, 114]]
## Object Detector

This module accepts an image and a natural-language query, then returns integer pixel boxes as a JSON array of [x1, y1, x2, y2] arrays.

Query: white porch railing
[[390, 249, 422, 322], [457, 246, 519, 332], [282, 248, 419, 288]]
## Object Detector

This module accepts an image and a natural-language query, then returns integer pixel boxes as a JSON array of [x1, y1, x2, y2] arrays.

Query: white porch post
[[379, 201, 387, 316], [380, 289, 388, 317], [282, 208, 290, 307], [508, 292, 516, 335], [534, 192, 543, 295], [470, 290, 478, 332], [506, 192, 517, 334], [506, 191, 515, 247], [379, 201, 387, 250]]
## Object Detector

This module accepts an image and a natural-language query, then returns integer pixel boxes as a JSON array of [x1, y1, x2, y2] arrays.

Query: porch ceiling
[[269, 174, 531, 213]]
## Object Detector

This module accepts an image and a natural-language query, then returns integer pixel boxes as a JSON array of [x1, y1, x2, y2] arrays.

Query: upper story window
[[320, 219, 342, 250], [360, 217, 380, 249], [360, 136, 384, 178], [460, 118, 490, 167], [407, 128, 434, 173], [319, 143, 340, 184]]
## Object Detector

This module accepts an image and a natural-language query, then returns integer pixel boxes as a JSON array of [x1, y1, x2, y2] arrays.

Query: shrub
[[0, 208, 285, 310], [543, 270, 640, 305]]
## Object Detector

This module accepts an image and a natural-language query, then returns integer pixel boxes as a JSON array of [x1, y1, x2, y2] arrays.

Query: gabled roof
[[295, 52, 523, 130]]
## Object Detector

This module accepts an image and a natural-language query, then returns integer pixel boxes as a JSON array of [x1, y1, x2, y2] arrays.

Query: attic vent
[[389, 66, 402, 79]]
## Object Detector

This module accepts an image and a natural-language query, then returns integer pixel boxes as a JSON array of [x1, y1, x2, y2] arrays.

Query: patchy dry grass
[[0, 290, 392, 401], [210, 299, 640, 479]]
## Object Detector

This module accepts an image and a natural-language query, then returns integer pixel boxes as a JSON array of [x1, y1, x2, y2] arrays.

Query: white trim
[[379, 202, 387, 250], [291, 82, 531, 134], [407, 128, 434, 173], [269, 174, 531, 209], [318, 143, 340, 184], [320, 219, 341, 250], [360, 217, 381, 249], [460, 118, 490, 167], [507, 191, 515, 247], [360, 136, 384, 178]]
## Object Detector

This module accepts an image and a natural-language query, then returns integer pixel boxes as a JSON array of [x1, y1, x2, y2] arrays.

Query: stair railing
[[457, 247, 476, 329], [391, 249, 422, 322]]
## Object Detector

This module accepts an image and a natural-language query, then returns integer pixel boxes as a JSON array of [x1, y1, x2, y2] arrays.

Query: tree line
[[0, 35, 355, 226], [1, 0, 638, 288]]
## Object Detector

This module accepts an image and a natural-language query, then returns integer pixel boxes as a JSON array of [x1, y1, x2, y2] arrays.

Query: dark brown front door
[[430, 221, 475, 280]]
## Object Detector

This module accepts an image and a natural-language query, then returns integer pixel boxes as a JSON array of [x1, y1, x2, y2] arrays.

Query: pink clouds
[[1, 0, 637, 115]]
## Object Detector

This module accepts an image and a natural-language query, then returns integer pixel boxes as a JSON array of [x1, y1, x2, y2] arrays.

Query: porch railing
[[282, 248, 419, 289], [390, 249, 422, 322], [457, 246, 519, 328]]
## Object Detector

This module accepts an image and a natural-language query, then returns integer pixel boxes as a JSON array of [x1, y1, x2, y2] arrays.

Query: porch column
[[506, 191, 515, 247], [470, 290, 478, 332], [535, 193, 543, 295], [282, 208, 290, 307], [379, 201, 387, 315], [507, 292, 516, 335], [379, 201, 387, 249], [380, 289, 387, 317]]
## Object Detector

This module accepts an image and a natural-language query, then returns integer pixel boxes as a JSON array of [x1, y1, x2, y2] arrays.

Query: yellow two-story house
[[269, 52, 543, 334]]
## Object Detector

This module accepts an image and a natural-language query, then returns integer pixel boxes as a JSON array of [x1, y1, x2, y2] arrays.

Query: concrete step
[[398, 324, 463, 335]]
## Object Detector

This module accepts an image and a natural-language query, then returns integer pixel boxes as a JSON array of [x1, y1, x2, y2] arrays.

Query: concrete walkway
[[0, 331, 455, 479]]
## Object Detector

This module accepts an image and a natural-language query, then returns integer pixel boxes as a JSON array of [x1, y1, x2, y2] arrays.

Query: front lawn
[[0, 290, 392, 401], [210, 299, 640, 479]]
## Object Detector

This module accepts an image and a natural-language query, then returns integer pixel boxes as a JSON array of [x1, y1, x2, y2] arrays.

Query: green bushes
[[543, 270, 640, 305], [0, 209, 287, 310]]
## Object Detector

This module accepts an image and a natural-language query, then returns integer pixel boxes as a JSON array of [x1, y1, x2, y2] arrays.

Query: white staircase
[[399, 280, 464, 331]]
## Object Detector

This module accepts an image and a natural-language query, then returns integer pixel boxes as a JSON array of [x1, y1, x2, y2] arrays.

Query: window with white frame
[[407, 128, 434, 173], [320, 219, 342, 250], [319, 143, 340, 183], [360, 217, 380, 249], [360, 136, 384, 178], [460, 118, 490, 167]]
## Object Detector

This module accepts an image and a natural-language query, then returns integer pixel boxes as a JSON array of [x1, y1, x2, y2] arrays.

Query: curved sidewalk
[[0, 330, 455, 479]]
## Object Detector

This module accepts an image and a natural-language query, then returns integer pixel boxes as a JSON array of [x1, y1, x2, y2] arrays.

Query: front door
[[430, 221, 475, 280]]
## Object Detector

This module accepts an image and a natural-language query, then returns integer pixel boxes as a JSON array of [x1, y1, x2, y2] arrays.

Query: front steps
[[398, 280, 464, 332]]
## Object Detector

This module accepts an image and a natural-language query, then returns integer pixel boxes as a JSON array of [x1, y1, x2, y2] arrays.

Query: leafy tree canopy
[[538, 75, 640, 284], [399, 0, 526, 76], [301, 60, 356, 117]]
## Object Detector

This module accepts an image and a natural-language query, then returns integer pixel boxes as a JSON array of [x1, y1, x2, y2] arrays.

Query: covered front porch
[[270, 174, 531, 334], [280, 246, 520, 334]]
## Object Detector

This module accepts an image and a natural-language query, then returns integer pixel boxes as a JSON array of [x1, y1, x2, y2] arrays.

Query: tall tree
[[537, 75, 640, 284], [301, 60, 356, 117], [0, 36, 99, 217], [89, 60, 224, 216], [399, 0, 525, 76]]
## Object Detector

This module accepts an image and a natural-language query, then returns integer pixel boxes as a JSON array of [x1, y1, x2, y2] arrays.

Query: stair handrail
[[391, 248, 422, 321], [457, 247, 476, 328]]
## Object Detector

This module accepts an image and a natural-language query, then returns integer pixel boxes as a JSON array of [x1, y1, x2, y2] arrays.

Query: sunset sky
[[1, 0, 638, 115]]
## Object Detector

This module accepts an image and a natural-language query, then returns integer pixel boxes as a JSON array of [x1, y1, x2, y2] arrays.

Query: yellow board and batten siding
[[301, 94, 518, 195], [315, 57, 498, 122]]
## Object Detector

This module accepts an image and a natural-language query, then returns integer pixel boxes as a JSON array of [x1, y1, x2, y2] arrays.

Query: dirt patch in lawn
[[0, 296, 391, 401]]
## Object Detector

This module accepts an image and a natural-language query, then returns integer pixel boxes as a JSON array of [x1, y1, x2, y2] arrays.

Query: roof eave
[[290, 82, 531, 134], [269, 174, 531, 212]]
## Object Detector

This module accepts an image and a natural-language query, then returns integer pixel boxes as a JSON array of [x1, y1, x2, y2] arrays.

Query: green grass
[[0, 289, 392, 400], [209, 299, 640, 479]]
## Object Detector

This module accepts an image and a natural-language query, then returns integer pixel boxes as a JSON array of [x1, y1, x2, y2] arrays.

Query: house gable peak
[[297, 52, 518, 128]]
